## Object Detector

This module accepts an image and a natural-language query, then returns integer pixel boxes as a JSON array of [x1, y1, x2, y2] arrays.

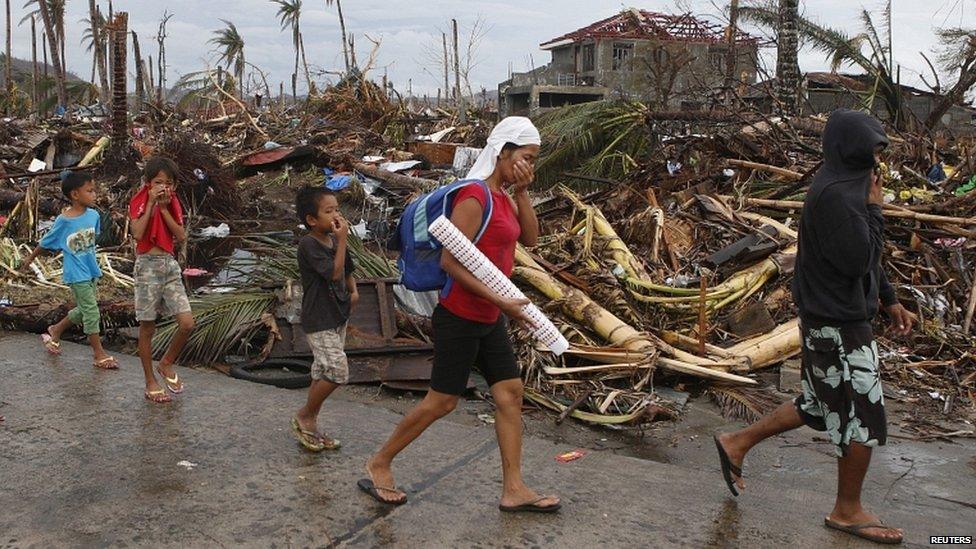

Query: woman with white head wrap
[[361, 117, 561, 513]]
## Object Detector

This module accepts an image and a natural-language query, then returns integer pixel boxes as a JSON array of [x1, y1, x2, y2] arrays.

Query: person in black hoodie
[[713, 109, 914, 545]]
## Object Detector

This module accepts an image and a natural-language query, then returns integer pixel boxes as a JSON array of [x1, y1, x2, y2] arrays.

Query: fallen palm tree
[[560, 187, 794, 314], [513, 246, 756, 385]]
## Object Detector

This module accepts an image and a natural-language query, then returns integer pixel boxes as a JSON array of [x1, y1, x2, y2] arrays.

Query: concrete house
[[498, 9, 761, 117], [744, 72, 976, 135]]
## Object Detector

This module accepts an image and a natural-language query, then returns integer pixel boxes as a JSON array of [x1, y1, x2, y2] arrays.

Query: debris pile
[[1, 75, 973, 438]]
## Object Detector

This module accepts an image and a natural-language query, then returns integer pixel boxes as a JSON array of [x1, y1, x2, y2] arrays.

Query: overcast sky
[[3, 0, 974, 97]]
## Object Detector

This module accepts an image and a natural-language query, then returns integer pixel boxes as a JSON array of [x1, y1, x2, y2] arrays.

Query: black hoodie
[[791, 109, 898, 325]]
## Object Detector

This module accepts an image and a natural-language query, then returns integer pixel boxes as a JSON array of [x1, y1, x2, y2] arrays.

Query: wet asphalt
[[1, 331, 974, 548]]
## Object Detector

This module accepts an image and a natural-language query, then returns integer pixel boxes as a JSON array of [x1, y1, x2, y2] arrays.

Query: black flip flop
[[714, 434, 742, 497], [499, 496, 562, 514], [357, 478, 407, 506]]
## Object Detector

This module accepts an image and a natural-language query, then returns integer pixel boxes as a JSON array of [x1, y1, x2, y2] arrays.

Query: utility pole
[[5, 0, 12, 98], [31, 16, 38, 112], [452, 19, 466, 123], [442, 32, 449, 107]]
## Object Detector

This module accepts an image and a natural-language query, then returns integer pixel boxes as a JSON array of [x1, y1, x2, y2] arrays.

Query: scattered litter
[[477, 413, 495, 425], [555, 450, 587, 463], [198, 223, 231, 239], [177, 460, 198, 470], [182, 268, 210, 277], [379, 160, 422, 173]]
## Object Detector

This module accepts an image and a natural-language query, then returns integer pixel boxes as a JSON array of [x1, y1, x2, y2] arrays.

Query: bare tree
[[420, 17, 491, 106], [324, 0, 350, 73], [107, 12, 128, 155], [31, 16, 38, 110], [155, 11, 173, 103], [87, 0, 109, 102], [774, 0, 800, 114], [922, 28, 976, 130], [640, 43, 694, 109], [132, 30, 145, 109], [5, 0, 11, 95], [36, 0, 66, 111]]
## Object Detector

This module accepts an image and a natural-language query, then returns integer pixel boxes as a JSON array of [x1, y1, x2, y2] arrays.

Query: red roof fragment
[[540, 9, 759, 48]]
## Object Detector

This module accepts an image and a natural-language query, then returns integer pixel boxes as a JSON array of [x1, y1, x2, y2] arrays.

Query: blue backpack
[[391, 179, 493, 292]]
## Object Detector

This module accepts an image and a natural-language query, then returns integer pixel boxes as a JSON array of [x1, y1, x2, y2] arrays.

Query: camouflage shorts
[[134, 254, 192, 322], [307, 325, 348, 384]]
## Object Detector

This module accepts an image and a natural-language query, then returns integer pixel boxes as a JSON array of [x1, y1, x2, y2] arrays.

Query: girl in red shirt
[[362, 117, 560, 513]]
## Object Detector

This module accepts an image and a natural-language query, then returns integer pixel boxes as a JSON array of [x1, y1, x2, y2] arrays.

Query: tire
[[229, 358, 313, 389]]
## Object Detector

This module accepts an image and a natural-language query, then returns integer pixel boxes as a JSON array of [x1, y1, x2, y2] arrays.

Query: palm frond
[[535, 100, 649, 185], [709, 385, 786, 422], [152, 291, 277, 363]]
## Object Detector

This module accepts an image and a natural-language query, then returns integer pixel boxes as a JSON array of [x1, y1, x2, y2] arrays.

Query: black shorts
[[429, 304, 520, 396]]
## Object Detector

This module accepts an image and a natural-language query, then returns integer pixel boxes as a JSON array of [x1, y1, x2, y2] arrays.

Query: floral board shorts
[[307, 325, 349, 384], [794, 322, 887, 457], [134, 254, 192, 322]]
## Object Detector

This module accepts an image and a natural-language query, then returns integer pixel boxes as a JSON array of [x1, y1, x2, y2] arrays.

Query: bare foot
[[718, 433, 746, 491], [47, 324, 63, 341], [365, 455, 406, 503], [827, 509, 903, 543], [295, 411, 319, 436], [500, 484, 560, 509]]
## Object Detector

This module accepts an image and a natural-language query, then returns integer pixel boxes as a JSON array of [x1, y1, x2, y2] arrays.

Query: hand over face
[[512, 159, 535, 193], [867, 168, 884, 206]]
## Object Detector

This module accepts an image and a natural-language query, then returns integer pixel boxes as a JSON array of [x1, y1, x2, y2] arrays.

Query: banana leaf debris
[[1, 77, 974, 439]]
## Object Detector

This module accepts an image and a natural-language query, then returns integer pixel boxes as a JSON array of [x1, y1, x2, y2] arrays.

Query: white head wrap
[[465, 116, 541, 181]]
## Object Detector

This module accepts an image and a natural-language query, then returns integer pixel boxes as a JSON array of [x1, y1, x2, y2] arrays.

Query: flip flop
[[291, 417, 325, 452], [41, 331, 62, 355], [499, 496, 562, 514], [94, 356, 119, 370], [714, 434, 741, 497], [156, 364, 185, 394], [824, 517, 903, 544], [144, 389, 172, 403], [357, 478, 407, 506], [317, 434, 342, 450]]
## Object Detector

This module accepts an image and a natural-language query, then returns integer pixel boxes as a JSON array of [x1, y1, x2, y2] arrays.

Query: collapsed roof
[[540, 8, 760, 50]]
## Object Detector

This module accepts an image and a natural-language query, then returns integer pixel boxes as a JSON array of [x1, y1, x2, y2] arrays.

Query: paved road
[[1, 331, 973, 548]]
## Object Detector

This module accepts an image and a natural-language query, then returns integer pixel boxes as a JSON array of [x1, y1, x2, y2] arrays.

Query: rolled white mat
[[429, 215, 569, 356]]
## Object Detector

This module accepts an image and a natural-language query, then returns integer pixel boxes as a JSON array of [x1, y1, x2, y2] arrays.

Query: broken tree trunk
[[513, 251, 757, 385], [131, 30, 145, 110], [725, 318, 801, 370], [964, 263, 976, 335], [107, 13, 129, 156], [727, 159, 803, 180], [353, 162, 434, 191], [562, 186, 651, 280], [737, 196, 976, 229]]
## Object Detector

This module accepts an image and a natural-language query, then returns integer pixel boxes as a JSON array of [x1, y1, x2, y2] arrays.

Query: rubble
[[0, 69, 973, 438]]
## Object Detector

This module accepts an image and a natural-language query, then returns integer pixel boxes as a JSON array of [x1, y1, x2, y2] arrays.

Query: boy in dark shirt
[[291, 186, 358, 452], [714, 110, 914, 544]]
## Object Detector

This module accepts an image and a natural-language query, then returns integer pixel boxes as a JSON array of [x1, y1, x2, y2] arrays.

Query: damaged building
[[498, 8, 761, 117]]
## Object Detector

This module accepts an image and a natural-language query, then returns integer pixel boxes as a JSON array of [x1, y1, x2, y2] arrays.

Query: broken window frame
[[652, 46, 669, 66], [612, 42, 634, 72], [582, 43, 595, 72]]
